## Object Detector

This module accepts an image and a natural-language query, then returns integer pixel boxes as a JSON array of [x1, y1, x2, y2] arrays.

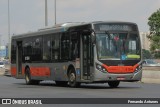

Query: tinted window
[[23, 36, 42, 62], [23, 38, 32, 56], [52, 33, 60, 61], [11, 40, 16, 63], [32, 36, 42, 61], [43, 35, 51, 61], [61, 33, 70, 60], [70, 32, 80, 60]]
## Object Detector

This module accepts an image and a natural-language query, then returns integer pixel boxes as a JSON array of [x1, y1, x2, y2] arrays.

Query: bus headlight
[[96, 63, 107, 73], [135, 64, 142, 73]]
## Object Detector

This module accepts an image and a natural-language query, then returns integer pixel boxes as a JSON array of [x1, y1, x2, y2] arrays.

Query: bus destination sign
[[94, 24, 137, 31]]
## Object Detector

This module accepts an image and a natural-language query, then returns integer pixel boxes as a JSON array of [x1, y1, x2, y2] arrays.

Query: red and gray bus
[[11, 21, 142, 88]]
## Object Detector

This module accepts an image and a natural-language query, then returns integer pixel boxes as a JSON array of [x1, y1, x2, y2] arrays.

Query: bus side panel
[[11, 65, 25, 78], [54, 62, 74, 81], [30, 67, 51, 77], [25, 63, 70, 81]]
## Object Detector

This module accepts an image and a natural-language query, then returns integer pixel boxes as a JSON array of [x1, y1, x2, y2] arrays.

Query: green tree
[[142, 49, 152, 59], [148, 9, 160, 58]]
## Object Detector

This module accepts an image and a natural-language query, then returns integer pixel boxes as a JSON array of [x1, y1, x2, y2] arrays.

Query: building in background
[[140, 32, 151, 50], [0, 46, 8, 60]]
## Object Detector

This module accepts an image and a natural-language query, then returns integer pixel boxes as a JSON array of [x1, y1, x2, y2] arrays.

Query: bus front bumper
[[93, 69, 142, 82]]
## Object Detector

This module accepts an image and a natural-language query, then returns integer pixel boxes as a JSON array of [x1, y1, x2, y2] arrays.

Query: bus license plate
[[117, 77, 125, 80]]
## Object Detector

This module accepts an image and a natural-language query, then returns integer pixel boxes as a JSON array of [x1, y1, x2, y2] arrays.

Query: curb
[[141, 78, 160, 84], [142, 70, 160, 84]]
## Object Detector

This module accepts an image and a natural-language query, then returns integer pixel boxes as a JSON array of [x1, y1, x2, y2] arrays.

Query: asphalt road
[[0, 76, 160, 107]]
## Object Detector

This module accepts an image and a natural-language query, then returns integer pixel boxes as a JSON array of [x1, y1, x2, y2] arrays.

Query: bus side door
[[16, 41, 23, 78], [81, 34, 92, 80]]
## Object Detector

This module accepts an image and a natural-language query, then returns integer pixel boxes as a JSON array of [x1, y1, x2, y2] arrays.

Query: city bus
[[11, 21, 142, 88]]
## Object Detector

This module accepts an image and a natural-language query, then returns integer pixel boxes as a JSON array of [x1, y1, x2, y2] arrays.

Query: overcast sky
[[0, 0, 160, 45]]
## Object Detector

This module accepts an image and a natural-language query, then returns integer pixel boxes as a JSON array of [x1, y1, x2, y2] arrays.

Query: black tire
[[32, 80, 40, 85], [68, 68, 80, 87], [108, 81, 120, 88], [55, 81, 68, 86], [25, 68, 40, 85]]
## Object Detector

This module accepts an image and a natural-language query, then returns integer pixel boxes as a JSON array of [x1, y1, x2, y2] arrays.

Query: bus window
[[43, 35, 51, 61], [70, 32, 80, 60], [23, 37, 33, 62], [52, 34, 60, 61], [32, 36, 42, 61], [61, 33, 70, 60], [11, 40, 16, 63]]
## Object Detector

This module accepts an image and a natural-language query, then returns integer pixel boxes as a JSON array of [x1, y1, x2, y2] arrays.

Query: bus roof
[[12, 22, 88, 39], [11, 21, 137, 39]]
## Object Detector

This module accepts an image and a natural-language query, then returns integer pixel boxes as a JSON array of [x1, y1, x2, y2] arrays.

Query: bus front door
[[16, 41, 23, 79], [81, 35, 91, 80]]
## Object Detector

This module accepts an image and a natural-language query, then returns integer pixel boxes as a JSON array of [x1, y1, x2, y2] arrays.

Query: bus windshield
[[96, 32, 141, 60]]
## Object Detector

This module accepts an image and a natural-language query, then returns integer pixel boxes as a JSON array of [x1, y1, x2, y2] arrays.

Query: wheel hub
[[70, 73, 75, 82], [25, 74, 29, 82]]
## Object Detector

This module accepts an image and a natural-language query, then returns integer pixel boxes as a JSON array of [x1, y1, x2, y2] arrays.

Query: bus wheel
[[25, 68, 40, 85], [68, 69, 80, 87], [25, 68, 32, 85], [108, 81, 120, 88]]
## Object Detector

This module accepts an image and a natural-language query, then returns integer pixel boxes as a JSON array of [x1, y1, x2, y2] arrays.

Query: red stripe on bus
[[102, 64, 139, 73], [11, 67, 16, 76], [11, 67, 25, 76], [11, 67, 50, 77], [30, 67, 51, 76]]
